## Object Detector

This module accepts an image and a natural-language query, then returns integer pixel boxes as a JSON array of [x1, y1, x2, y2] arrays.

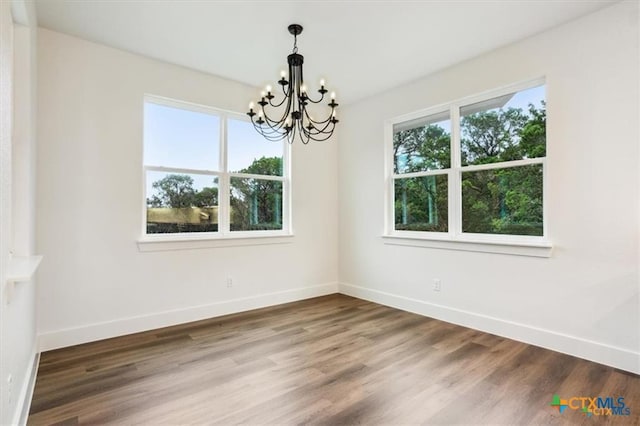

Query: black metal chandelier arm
[[299, 113, 335, 136], [250, 109, 289, 137], [258, 119, 287, 137], [301, 123, 335, 142], [302, 106, 335, 126], [297, 122, 312, 145], [266, 91, 290, 108], [261, 97, 292, 128], [302, 109, 331, 125], [250, 120, 286, 142], [254, 122, 283, 137], [292, 123, 302, 142], [304, 122, 335, 138], [287, 123, 307, 145], [313, 116, 338, 134], [302, 131, 333, 142], [262, 102, 294, 131], [249, 113, 277, 133], [300, 90, 326, 104], [296, 121, 315, 145], [256, 131, 284, 142], [279, 83, 289, 98], [260, 110, 287, 130], [255, 124, 289, 142]]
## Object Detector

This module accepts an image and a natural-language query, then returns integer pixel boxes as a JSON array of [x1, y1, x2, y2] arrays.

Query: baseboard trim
[[339, 282, 640, 375], [39, 282, 338, 352], [12, 350, 39, 426]]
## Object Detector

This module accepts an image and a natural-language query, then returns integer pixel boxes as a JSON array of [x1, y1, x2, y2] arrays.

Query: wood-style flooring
[[28, 294, 640, 425]]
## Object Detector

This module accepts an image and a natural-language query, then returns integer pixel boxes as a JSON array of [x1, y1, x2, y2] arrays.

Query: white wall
[[1, 1, 39, 424], [338, 1, 639, 373], [36, 29, 338, 349]]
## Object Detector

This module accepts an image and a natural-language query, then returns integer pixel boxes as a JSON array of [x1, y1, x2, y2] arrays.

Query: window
[[386, 79, 548, 247], [143, 96, 289, 239]]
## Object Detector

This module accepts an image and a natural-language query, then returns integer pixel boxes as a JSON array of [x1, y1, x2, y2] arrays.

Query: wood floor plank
[[28, 294, 640, 425]]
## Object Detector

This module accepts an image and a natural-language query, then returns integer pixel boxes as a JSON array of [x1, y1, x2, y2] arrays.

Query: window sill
[[382, 234, 552, 258], [6, 255, 43, 283], [137, 233, 294, 252]]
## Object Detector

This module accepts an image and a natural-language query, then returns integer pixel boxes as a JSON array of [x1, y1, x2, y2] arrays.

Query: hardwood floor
[[28, 294, 639, 425]]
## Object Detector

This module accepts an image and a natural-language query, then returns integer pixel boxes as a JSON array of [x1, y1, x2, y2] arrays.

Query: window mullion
[[460, 157, 544, 173], [450, 104, 462, 238], [229, 172, 286, 181], [392, 170, 450, 179], [283, 135, 291, 233], [219, 113, 229, 235], [144, 165, 220, 175]]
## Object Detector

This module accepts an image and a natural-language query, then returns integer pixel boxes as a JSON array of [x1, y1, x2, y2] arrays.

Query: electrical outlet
[[433, 279, 441, 292], [226, 277, 233, 288]]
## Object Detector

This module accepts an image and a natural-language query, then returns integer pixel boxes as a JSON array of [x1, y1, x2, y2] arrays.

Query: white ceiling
[[35, 0, 619, 104]]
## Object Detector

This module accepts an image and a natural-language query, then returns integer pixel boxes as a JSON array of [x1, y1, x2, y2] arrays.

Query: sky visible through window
[[397, 84, 544, 136], [144, 101, 283, 198], [227, 117, 283, 173], [497, 84, 544, 113]]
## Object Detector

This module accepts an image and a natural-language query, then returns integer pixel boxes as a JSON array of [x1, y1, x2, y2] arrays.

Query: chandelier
[[247, 24, 339, 144]]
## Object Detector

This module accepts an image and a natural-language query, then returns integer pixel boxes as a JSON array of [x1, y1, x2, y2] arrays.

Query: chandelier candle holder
[[247, 24, 339, 144]]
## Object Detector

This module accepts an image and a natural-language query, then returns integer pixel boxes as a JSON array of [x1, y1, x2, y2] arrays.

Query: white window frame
[[139, 95, 292, 250], [383, 78, 552, 257]]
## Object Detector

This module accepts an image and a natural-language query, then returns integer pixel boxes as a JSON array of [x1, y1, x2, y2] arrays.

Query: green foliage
[[393, 124, 450, 173], [461, 103, 546, 165], [147, 174, 218, 208], [194, 186, 219, 207], [519, 102, 546, 159], [230, 156, 283, 231], [237, 156, 283, 176], [462, 165, 543, 236], [461, 108, 527, 165], [394, 175, 448, 232], [147, 174, 196, 208]]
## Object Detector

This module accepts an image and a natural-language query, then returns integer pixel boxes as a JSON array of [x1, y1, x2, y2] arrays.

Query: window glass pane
[[460, 85, 546, 166], [393, 112, 451, 174], [144, 102, 220, 170], [228, 118, 283, 176], [146, 171, 219, 234], [394, 175, 448, 232], [462, 164, 543, 236], [230, 177, 283, 231]]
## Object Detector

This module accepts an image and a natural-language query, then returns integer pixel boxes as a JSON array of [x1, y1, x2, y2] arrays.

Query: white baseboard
[[39, 282, 338, 352], [339, 282, 640, 375], [12, 350, 39, 426]]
